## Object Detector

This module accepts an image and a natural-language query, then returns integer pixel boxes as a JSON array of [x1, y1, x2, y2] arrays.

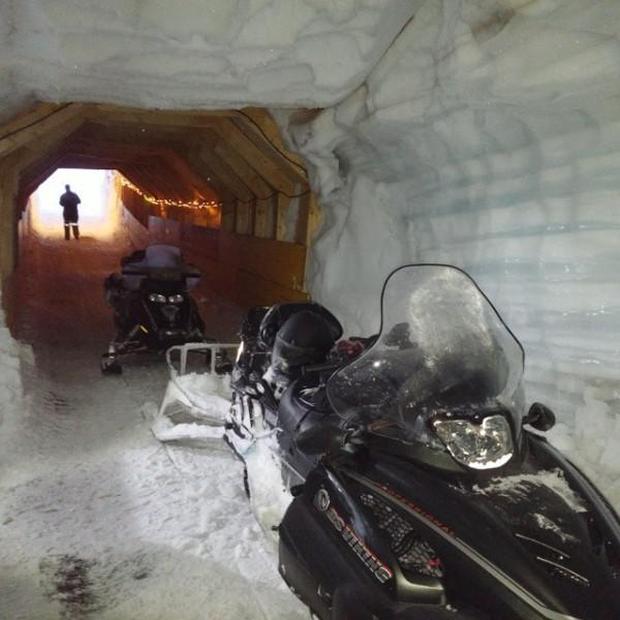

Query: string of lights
[[120, 177, 221, 211], [120, 175, 311, 209]]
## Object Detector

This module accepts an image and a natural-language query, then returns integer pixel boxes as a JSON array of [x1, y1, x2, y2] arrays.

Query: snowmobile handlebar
[[300, 360, 343, 376]]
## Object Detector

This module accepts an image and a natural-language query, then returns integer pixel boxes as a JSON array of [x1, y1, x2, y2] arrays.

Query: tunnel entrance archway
[[1, 103, 318, 316]]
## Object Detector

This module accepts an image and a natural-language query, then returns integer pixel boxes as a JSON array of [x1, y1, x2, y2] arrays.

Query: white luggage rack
[[157, 342, 240, 430], [165, 341, 240, 376]]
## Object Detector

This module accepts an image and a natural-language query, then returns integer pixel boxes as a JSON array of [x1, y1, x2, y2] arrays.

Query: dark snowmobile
[[226, 301, 343, 456], [101, 244, 205, 374], [225, 264, 620, 620]]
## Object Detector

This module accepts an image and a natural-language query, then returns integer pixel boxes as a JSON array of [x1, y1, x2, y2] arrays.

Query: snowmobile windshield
[[326, 265, 525, 433], [144, 245, 182, 269], [121, 244, 200, 286]]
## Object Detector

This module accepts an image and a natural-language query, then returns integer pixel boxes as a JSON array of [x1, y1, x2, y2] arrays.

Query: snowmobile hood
[[343, 439, 620, 620]]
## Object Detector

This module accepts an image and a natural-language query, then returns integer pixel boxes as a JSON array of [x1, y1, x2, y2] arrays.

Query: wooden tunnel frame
[[0, 102, 322, 305]]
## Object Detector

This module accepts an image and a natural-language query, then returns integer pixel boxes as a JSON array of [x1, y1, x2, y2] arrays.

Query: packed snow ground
[[0, 208, 305, 619]]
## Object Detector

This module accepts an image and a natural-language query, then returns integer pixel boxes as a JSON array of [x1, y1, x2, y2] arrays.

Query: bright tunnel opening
[[29, 168, 119, 240]]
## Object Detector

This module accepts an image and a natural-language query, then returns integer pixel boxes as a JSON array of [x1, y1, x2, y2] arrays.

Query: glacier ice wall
[[0, 0, 418, 122], [282, 0, 620, 498], [0, 294, 26, 471]]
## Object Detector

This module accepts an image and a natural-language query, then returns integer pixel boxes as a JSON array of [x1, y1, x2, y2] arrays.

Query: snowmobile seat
[[278, 375, 333, 439], [277, 376, 336, 476]]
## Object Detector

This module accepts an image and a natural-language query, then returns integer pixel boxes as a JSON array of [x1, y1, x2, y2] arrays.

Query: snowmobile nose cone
[[161, 304, 179, 323]]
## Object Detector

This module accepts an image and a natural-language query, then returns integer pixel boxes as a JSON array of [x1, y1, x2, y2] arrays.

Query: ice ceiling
[[2, 1, 620, 496], [0, 0, 417, 122]]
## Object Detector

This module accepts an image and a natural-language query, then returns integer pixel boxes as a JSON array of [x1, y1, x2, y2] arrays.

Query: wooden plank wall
[[120, 199, 308, 307], [160, 216, 309, 307], [120, 185, 155, 229], [120, 193, 151, 249], [120, 177, 309, 307]]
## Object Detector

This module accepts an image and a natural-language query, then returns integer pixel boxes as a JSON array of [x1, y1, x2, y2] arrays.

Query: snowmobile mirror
[[524, 402, 556, 431], [295, 424, 349, 455]]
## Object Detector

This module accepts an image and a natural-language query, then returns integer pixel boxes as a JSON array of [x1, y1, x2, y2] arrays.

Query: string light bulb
[[120, 176, 221, 211]]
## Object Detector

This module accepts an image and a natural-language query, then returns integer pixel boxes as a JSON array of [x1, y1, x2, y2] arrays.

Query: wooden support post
[[0, 104, 85, 159], [267, 193, 278, 240], [235, 200, 250, 235], [254, 195, 276, 239], [249, 198, 257, 236], [275, 193, 290, 241], [231, 199, 238, 233], [0, 155, 19, 282]]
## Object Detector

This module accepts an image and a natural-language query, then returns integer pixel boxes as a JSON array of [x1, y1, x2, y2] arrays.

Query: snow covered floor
[[0, 220, 305, 619]]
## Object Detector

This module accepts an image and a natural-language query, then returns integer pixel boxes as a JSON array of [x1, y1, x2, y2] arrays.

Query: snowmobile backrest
[[119, 245, 200, 290], [145, 244, 182, 268], [120, 245, 181, 273], [258, 302, 343, 350]]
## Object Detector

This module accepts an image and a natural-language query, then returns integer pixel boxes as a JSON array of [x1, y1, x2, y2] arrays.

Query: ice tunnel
[[1, 1, 619, 618]]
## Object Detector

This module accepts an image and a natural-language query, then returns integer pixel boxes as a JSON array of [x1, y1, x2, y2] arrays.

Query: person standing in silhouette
[[59, 184, 81, 240]]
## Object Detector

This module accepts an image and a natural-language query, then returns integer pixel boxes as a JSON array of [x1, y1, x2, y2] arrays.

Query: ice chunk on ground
[[157, 371, 231, 425], [152, 371, 294, 539]]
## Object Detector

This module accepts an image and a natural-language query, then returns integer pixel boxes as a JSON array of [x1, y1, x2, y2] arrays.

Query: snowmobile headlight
[[168, 294, 184, 304], [432, 414, 513, 470], [148, 293, 167, 303]]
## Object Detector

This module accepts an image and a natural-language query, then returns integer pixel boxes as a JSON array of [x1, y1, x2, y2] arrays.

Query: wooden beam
[[235, 200, 254, 235], [213, 140, 274, 199], [85, 104, 237, 128], [86, 105, 310, 187], [240, 108, 307, 174], [19, 151, 66, 198], [220, 201, 236, 233], [253, 195, 276, 239], [0, 153, 21, 279], [275, 193, 290, 241], [195, 143, 255, 203], [231, 111, 308, 186], [134, 158, 184, 200], [231, 117, 307, 190], [61, 140, 218, 202], [0, 104, 86, 158], [0, 102, 62, 139], [9, 117, 87, 218], [180, 146, 237, 206], [214, 118, 300, 196], [118, 166, 164, 210]]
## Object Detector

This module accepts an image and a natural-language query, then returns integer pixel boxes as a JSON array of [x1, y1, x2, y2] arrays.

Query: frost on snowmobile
[[100, 244, 206, 374]]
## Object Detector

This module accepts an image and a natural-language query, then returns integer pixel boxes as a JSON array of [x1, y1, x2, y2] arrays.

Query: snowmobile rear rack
[[166, 341, 240, 376], [156, 342, 240, 431]]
